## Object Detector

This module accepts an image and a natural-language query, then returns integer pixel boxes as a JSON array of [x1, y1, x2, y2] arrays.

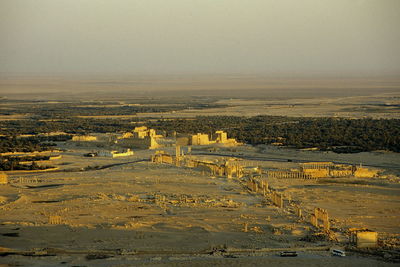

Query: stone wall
[[350, 229, 378, 248], [190, 133, 210, 145], [151, 151, 174, 164], [72, 135, 97, 141], [354, 167, 378, 178]]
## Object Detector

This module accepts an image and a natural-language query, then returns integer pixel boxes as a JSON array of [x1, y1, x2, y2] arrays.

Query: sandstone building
[[188, 131, 240, 146], [98, 149, 134, 158], [117, 126, 165, 149]]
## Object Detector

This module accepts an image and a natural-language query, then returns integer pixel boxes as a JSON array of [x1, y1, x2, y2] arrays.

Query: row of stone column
[[310, 207, 330, 231], [271, 191, 284, 208], [300, 162, 333, 169], [266, 171, 311, 179], [18, 177, 39, 184], [245, 177, 286, 210], [48, 215, 62, 225], [246, 178, 269, 196], [244, 175, 332, 233]]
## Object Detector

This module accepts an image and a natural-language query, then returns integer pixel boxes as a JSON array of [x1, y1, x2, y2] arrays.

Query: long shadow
[[97, 159, 149, 170], [58, 159, 149, 173]]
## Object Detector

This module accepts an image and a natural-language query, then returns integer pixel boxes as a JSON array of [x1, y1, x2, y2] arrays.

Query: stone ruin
[[310, 207, 330, 231], [151, 151, 174, 165], [188, 130, 240, 146], [151, 148, 245, 179], [349, 228, 378, 248], [48, 215, 63, 225], [150, 149, 384, 247], [266, 161, 379, 179], [271, 191, 284, 209]]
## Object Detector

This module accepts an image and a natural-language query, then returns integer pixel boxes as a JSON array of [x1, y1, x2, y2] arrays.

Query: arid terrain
[[1, 76, 400, 119], [2, 0, 400, 263], [0, 76, 399, 266], [1, 143, 399, 266]]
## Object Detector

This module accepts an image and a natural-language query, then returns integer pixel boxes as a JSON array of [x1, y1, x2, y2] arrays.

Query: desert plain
[[0, 76, 399, 266]]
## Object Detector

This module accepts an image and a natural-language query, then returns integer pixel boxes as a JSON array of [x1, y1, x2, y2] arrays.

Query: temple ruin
[[133, 126, 163, 140], [117, 127, 240, 150], [117, 126, 164, 149], [188, 131, 240, 146], [190, 133, 210, 146]]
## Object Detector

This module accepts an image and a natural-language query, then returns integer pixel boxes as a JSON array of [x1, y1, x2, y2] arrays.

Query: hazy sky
[[1, 0, 399, 76]]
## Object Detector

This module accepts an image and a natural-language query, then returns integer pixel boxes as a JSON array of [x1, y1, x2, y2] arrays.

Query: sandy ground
[[1, 76, 399, 120], [3, 91, 396, 120], [135, 92, 400, 119], [0, 142, 399, 266], [0, 78, 399, 265]]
